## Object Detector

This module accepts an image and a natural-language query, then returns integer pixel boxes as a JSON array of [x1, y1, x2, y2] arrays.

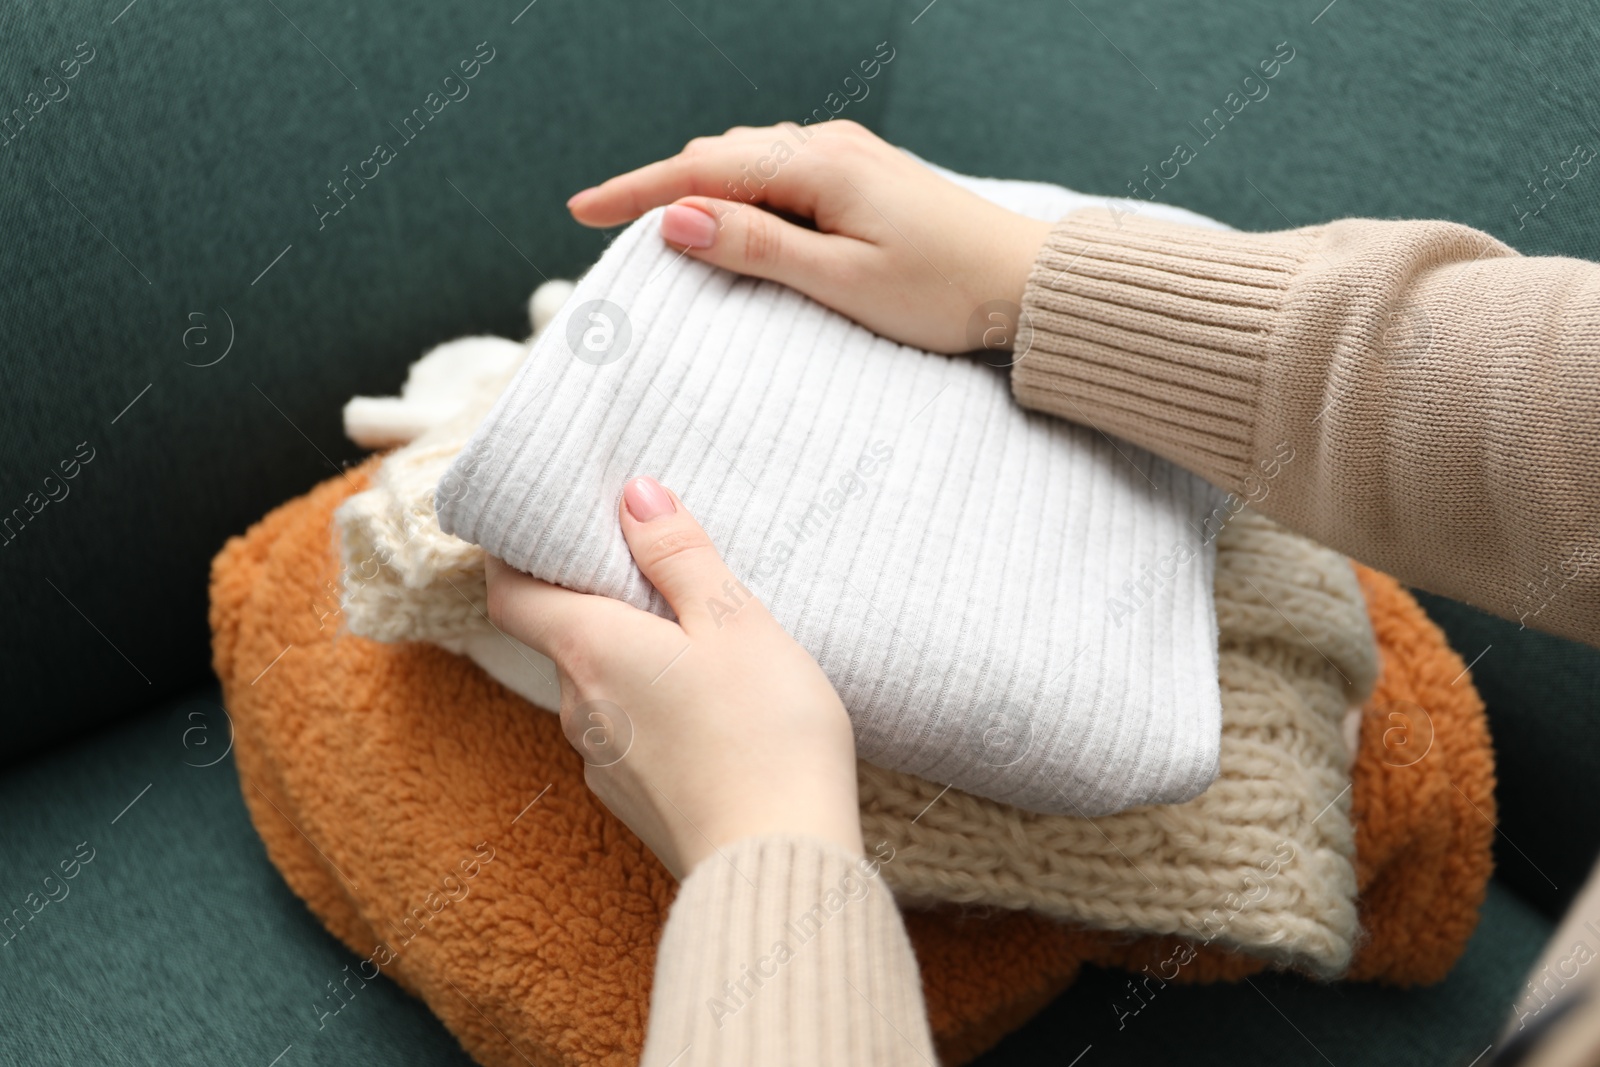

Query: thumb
[[619, 476, 753, 630], [660, 197, 851, 301]]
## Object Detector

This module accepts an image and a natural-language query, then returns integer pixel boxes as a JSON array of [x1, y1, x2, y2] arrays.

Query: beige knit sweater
[[644, 210, 1600, 1066], [1017, 210, 1600, 647]]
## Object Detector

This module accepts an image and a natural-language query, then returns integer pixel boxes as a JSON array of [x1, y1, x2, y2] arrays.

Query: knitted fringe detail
[[336, 351, 521, 645]]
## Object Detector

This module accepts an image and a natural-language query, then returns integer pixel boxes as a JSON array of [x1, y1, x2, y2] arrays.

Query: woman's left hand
[[485, 476, 864, 880]]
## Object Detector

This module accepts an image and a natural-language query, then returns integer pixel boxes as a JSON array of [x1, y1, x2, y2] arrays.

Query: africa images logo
[[566, 299, 632, 366]]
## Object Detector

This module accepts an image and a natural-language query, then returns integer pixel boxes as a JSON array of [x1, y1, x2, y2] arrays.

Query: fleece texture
[[211, 464, 1495, 1066], [433, 167, 1236, 818]]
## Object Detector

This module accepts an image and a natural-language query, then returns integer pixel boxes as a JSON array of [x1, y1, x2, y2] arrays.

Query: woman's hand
[[566, 121, 1052, 355], [485, 476, 863, 880]]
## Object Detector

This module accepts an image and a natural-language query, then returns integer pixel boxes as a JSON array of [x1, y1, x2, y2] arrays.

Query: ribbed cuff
[[1014, 207, 1318, 491], [641, 835, 934, 1067]]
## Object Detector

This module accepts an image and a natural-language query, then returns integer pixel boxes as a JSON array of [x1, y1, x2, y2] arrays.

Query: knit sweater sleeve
[[640, 834, 935, 1067], [1014, 208, 1600, 646]]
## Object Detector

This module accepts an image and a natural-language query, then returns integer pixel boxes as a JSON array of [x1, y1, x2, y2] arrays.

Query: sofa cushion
[[0, 0, 900, 762], [876, 0, 1600, 262], [0, 692, 1548, 1066], [1411, 592, 1600, 918], [0, 687, 475, 1066]]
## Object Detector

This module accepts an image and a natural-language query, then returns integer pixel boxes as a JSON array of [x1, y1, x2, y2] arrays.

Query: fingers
[[567, 129, 781, 227], [487, 478, 760, 652], [618, 477, 755, 631], [566, 123, 876, 307], [484, 556, 619, 662], [567, 123, 852, 227], [659, 197, 856, 301]]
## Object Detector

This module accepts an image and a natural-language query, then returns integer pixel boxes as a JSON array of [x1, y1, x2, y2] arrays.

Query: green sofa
[[3, 1, 1595, 1062]]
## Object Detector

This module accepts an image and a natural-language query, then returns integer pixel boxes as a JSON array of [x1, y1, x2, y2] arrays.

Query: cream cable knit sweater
[[642, 210, 1600, 1066]]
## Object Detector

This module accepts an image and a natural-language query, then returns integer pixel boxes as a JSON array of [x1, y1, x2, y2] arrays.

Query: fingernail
[[661, 203, 718, 249], [623, 476, 676, 522], [567, 187, 595, 209]]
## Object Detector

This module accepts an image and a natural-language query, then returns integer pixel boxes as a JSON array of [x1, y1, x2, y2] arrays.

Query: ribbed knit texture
[[433, 173, 1241, 817], [641, 835, 935, 1067], [1016, 209, 1311, 489], [334, 351, 1381, 974], [1017, 209, 1600, 647]]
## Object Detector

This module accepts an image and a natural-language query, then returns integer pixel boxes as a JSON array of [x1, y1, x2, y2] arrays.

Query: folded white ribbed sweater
[[437, 165, 1233, 816]]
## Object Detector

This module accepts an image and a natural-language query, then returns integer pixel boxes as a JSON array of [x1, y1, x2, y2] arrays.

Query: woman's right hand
[[565, 121, 1052, 355], [484, 477, 864, 881]]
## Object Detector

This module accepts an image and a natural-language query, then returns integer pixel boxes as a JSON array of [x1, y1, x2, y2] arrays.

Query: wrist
[[682, 825, 867, 882], [679, 780, 865, 876], [1006, 216, 1053, 313], [964, 213, 1052, 358]]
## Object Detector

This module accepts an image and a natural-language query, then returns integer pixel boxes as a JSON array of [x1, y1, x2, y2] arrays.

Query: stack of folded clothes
[[211, 179, 1496, 1065]]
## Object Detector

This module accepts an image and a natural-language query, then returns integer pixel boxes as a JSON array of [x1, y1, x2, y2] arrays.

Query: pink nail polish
[[660, 204, 718, 249], [623, 476, 676, 522]]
